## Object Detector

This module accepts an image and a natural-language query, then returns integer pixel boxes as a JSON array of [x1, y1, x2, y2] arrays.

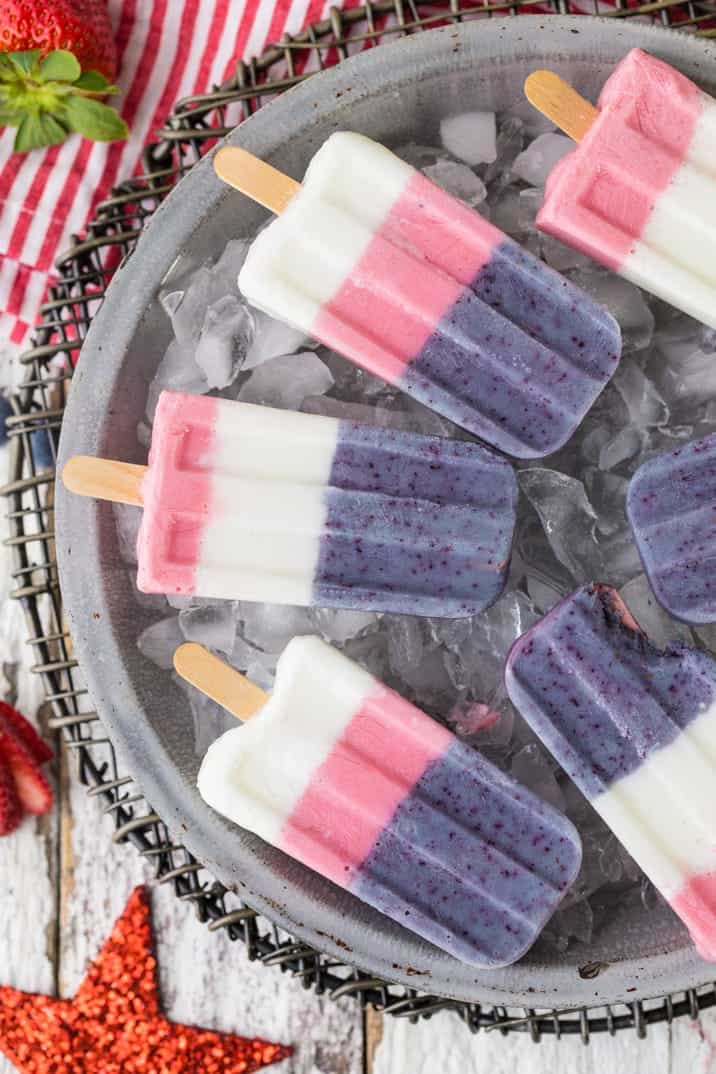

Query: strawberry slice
[[0, 751, 23, 835], [0, 723, 53, 816], [0, 701, 53, 765]]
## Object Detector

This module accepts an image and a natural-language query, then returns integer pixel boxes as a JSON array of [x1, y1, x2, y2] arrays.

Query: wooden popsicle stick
[[214, 146, 301, 215], [174, 642, 268, 722], [62, 455, 146, 507], [524, 71, 600, 143]]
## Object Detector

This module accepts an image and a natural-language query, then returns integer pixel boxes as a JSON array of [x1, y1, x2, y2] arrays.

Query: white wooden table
[[0, 444, 713, 1074]]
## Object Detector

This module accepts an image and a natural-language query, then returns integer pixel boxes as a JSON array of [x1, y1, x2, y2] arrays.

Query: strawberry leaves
[[0, 47, 128, 152], [38, 48, 81, 83], [64, 94, 128, 142]]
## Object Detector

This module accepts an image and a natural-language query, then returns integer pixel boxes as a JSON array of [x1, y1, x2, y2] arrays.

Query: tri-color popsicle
[[220, 132, 622, 459], [182, 636, 582, 967], [530, 50, 716, 329], [627, 432, 716, 625], [505, 583, 716, 961], [64, 389, 518, 617]]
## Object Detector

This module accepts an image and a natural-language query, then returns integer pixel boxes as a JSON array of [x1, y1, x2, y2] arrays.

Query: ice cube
[[146, 338, 207, 421], [166, 592, 193, 610], [113, 502, 141, 565], [572, 272, 655, 352], [520, 469, 605, 581], [505, 99, 556, 138], [598, 426, 643, 471], [394, 143, 447, 169], [612, 363, 668, 430], [237, 352, 334, 409], [239, 602, 314, 652], [583, 468, 629, 538], [245, 660, 276, 692], [422, 160, 487, 207], [541, 233, 592, 273], [526, 573, 566, 613], [137, 616, 183, 670], [179, 602, 238, 655], [177, 676, 237, 756], [128, 572, 168, 612], [490, 187, 522, 237], [484, 117, 524, 184], [212, 237, 250, 287], [619, 574, 694, 648], [511, 744, 565, 812], [194, 294, 254, 389], [309, 607, 378, 644], [386, 616, 425, 677], [243, 309, 309, 371], [512, 132, 572, 186], [517, 188, 543, 233], [439, 111, 497, 166]]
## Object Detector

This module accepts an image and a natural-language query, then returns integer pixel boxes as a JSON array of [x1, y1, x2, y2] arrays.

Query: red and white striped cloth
[[0, 0, 369, 357]]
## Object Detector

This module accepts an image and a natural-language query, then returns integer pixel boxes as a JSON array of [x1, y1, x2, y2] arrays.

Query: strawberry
[[0, 701, 53, 765], [0, 721, 53, 816], [0, 1, 127, 153], [0, 752, 22, 836]]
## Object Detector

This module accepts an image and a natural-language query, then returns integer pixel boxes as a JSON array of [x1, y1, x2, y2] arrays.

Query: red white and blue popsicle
[[182, 636, 582, 968], [506, 583, 716, 961], [531, 49, 716, 329], [63, 389, 518, 617], [219, 133, 621, 459]]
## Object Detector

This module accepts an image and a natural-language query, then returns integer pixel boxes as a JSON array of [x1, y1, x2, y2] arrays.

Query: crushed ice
[[127, 112, 715, 952]]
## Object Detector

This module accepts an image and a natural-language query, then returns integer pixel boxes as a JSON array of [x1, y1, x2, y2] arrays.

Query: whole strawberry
[[0, 0, 127, 152]]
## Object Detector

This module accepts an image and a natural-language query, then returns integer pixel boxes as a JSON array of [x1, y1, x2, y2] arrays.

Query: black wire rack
[[4, 0, 716, 1042]]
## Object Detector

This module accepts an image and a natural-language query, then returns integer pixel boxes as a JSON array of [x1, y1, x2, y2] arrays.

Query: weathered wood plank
[[60, 749, 364, 1074], [369, 1007, 676, 1074], [0, 443, 60, 1074]]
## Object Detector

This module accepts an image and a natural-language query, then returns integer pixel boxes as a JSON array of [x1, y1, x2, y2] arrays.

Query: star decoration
[[0, 886, 292, 1074]]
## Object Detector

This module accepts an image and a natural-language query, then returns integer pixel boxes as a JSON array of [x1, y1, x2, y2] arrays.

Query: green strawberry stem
[[0, 48, 128, 152]]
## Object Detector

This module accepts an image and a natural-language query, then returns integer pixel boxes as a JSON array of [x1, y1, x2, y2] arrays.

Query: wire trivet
[[4, 0, 716, 1041]]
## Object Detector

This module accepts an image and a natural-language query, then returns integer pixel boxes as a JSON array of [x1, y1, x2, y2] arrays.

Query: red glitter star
[[0, 886, 292, 1074]]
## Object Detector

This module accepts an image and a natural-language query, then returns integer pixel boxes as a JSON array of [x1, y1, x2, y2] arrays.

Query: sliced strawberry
[[0, 701, 53, 765], [0, 725, 53, 816], [0, 751, 23, 836]]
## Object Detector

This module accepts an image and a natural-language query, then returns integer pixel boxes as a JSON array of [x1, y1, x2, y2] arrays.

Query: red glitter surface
[[0, 886, 292, 1074]]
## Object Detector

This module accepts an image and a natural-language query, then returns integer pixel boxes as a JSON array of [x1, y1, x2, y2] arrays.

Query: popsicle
[[215, 133, 621, 459], [627, 432, 716, 625], [62, 389, 518, 617], [505, 583, 716, 961], [177, 637, 582, 967], [527, 50, 716, 329]]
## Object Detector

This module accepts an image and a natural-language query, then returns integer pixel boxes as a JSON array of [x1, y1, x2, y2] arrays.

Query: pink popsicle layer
[[137, 391, 216, 594], [313, 171, 501, 384], [671, 872, 716, 962], [280, 682, 452, 886], [537, 48, 703, 269]]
